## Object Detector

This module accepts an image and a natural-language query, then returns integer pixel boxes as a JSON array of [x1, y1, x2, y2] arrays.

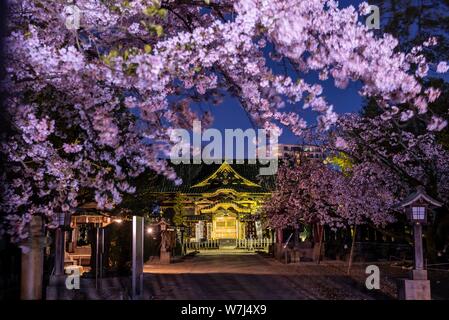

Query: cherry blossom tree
[[332, 114, 449, 204], [2, 0, 448, 243], [326, 113, 449, 258], [263, 158, 398, 231]]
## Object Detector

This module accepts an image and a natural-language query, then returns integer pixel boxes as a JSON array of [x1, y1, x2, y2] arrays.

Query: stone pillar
[[21, 215, 44, 300], [398, 222, 431, 300], [132, 216, 144, 299], [160, 230, 172, 264], [67, 223, 76, 253], [54, 227, 65, 276], [413, 223, 424, 271], [94, 225, 105, 287], [100, 227, 105, 279], [410, 222, 428, 281]]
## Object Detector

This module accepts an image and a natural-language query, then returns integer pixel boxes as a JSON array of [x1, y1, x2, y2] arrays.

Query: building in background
[[274, 144, 324, 160], [151, 161, 275, 245], [64, 144, 325, 261]]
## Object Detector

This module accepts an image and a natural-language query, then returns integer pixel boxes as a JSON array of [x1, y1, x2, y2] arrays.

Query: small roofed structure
[[399, 186, 443, 208]]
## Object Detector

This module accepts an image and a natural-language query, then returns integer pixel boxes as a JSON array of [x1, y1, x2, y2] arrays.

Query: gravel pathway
[[143, 253, 394, 300]]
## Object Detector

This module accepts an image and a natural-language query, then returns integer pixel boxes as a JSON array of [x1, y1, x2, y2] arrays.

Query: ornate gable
[[191, 161, 261, 188]]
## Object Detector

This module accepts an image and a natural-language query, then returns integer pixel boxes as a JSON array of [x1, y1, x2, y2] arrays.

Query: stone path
[[143, 253, 392, 300]]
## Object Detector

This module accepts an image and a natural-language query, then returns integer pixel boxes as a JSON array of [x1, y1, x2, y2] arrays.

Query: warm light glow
[[147, 227, 153, 234], [114, 218, 123, 224]]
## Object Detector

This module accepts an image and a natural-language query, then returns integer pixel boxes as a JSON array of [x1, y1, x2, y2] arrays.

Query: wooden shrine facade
[[151, 161, 275, 242]]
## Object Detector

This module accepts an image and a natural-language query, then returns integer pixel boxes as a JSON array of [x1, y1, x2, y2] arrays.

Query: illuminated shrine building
[[66, 145, 323, 262], [152, 161, 276, 242]]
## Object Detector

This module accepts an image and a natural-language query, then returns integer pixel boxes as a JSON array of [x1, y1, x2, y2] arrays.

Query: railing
[[185, 239, 220, 250], [237, 238, 272, 250], [184, 238, 272, 251]]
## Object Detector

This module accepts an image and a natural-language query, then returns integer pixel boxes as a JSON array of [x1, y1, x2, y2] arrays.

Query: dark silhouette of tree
[[373, 0, 449, 62]]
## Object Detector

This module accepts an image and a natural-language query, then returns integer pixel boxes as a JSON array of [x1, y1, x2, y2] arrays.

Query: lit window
[[412, 206, 425, 220]]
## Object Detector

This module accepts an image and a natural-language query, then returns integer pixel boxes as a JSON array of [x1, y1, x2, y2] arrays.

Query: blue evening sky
[[199, 0, 367, 145], [176, 0, 448, 149]]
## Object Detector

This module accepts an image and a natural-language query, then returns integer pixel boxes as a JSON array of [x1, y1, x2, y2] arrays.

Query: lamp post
[[398, 186, 442, 300]]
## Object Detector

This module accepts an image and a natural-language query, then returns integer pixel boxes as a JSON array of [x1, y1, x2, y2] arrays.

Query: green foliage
[[324, 152, 353, 175], [102, 49, 119, 66], [153, 24, 164, 37], [143, 0, 168, 19], [172, 193, 188, 226], [144, 44, 152, 53]]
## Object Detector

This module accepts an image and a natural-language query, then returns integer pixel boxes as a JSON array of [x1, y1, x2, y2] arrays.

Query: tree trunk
[[294, 228, 300, 247], [88, 225, 97, 274], [276, 228, 283, 243], [347, 226, 357, 275], [317, 225, 324, 264]]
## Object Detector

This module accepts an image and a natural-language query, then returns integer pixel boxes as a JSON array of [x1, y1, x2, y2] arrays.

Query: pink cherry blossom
[[1, 0, 447, 242]]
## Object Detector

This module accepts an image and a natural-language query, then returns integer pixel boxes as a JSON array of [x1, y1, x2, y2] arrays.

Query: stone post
[[410, 222, 429, 281], [21, 215, 44, 300], [132, 216, 144, 299], [413, 223, 424, 271], [397, 222, 431, 299]]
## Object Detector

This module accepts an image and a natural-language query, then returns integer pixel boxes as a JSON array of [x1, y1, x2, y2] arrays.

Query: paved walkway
[[143, 253, 391, 300]]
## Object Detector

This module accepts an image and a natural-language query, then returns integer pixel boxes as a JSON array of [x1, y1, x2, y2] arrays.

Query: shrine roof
[[149, 160, 276, 194]]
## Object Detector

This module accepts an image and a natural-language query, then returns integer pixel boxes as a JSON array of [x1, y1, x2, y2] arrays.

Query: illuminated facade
[[152, 161, 275, 242], [66, 145, 324, 259]]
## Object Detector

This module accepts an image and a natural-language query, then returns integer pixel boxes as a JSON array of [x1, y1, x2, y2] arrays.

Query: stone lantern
[[157, 218, 174, 264], [398, 186, 442, 300]]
